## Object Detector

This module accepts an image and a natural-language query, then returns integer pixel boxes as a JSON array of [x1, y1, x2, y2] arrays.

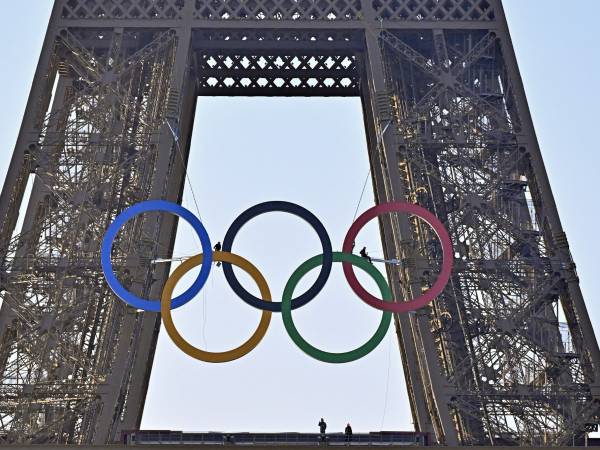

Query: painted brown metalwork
[[0, 0, 598, 446]]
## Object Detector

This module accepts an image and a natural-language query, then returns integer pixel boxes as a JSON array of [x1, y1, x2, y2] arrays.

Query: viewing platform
[[120, 431, 429, 447]]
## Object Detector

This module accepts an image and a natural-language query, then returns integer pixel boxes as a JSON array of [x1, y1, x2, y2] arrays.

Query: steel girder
[[0, 0, 598, 446], [376, 18, 600, 444]]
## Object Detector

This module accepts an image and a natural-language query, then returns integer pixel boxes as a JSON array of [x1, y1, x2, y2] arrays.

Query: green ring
[[281, 252, 392, 364]]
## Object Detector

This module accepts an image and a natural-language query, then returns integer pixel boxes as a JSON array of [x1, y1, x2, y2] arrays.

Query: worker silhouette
[[359, 246, 372, 264], [318, 418, 327, 440], [213, 242, 222, 266], [345, 423, 353, 445]]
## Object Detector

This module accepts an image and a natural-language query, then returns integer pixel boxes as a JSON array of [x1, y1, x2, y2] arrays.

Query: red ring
[[342, 202, 453, 313]]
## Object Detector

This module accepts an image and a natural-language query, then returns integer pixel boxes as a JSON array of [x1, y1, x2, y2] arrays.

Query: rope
[[166, 119, 204, 251], [380, 331, 393, 430], [202, 274, 213, 350], [166, 120, 202, 218], [352, 168, 372, 225]]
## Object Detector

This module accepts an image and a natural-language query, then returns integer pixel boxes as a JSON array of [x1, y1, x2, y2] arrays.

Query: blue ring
[[101, 200, 212, 311]]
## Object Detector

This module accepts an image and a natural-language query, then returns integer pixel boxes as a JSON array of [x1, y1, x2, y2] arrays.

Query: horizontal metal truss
[[59, 0, 492, 22], [194, 30, 362, 96], [372, 0, 494, 21]]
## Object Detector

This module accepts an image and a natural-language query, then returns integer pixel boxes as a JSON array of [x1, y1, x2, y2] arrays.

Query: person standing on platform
[[318, 418, 327, 441], [345, 423, 353, 445]]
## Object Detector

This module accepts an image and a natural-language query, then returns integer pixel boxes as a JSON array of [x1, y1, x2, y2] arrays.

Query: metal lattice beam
[[0, 0, 598, 446]]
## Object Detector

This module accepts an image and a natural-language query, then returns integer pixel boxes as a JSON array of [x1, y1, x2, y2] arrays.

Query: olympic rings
[[281, 252, 392, 364], [342, 202, 453, 314], [101, 199, 453, 363], [101, 200, 212, 311], [161, 251, 271, 363], [222, 201, 333, 312]]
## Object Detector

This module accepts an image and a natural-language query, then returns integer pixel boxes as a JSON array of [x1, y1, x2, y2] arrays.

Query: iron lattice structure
[[0, 0, 599, 445]]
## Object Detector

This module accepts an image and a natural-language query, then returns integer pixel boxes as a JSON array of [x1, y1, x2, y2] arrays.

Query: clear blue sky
[[0, 0, 599, 435]]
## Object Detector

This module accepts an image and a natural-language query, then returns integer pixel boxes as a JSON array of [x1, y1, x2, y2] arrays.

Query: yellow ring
[[160, 251, 272, 363]]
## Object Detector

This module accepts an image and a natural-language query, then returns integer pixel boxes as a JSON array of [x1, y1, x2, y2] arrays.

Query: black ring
[[221, 201, 333, 312]]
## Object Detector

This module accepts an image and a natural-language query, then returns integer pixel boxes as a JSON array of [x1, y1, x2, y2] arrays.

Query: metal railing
[[121, 431, 429, 446]]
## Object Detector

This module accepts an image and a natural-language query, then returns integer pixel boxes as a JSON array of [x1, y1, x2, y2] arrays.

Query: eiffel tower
[[1, 0, 599, 445]]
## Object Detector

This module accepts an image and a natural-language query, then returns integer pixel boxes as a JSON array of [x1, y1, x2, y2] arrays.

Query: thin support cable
[[166, 119, 204, 252], [166, 119, 203, 223], [380, 331, 393, 430], [352, 168, 372, 225]]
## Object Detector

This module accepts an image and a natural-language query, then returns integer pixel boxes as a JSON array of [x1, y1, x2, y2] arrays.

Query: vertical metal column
[[371, 0, 600, 444], [0, 18, 190, 442]]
